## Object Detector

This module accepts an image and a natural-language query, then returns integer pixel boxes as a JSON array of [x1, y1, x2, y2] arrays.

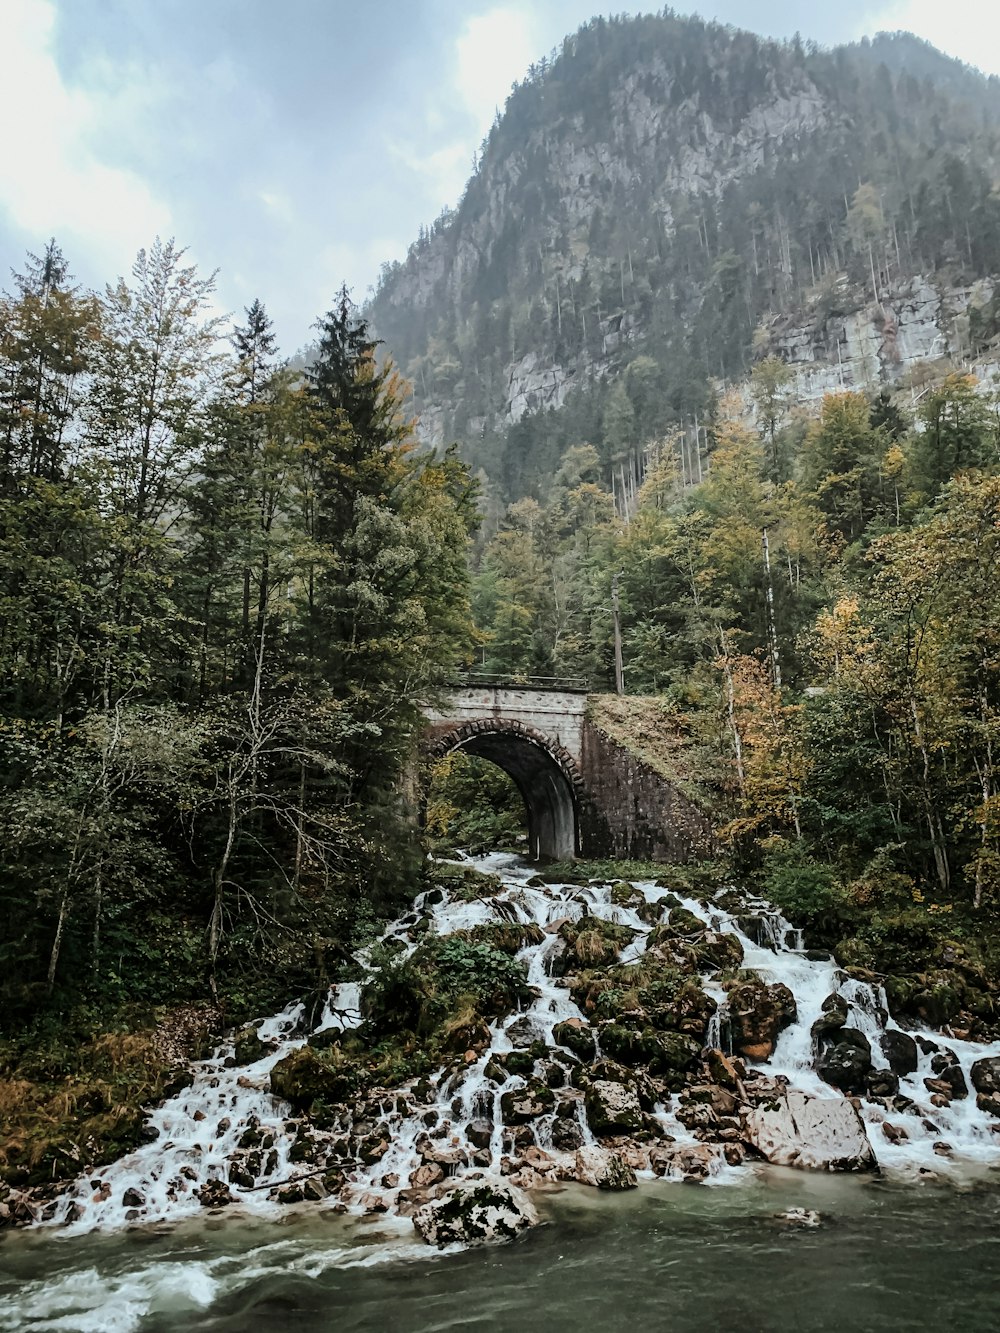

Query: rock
[[197, 1179, 234, 1208], [412, 1179, 538, 1248], [704, 1048, 743, 1090], [234, 1024, 268, 1064], [598, 1024, 662, 1068], [551, 1116, 584, 1151], [882, 1121, 909, 1144], [411, 1163, 445, 1189], [415, 1134, 469, 1168], [971, 1056, 1000, 1095], [552, 1017, 596, 1061], [396, 1186, 434, 1217], [649, 1143, 720, 1181], [302, 1177, 327, 1201], [811, 994, 849, 1043], [465, 1118, 493, 1149], [505, 1016, 545, 1048], [977, 1093, 1000, 1117], [121, 1187, 145, 1208], [816, 1030, 873, 1095], [358, 1128, 391, 1164], [584, 1080, 644, 1135], [500, 1082, 555, 1124], [726, 980, 797, 1061], [923, 1077, 952, 1097], [742, 1086, 877, 1171], [774, 1208, 822, 1228], [880, 1030, 919, 1077], [573, 1146, 638, 1190], [930, 1050, 968, 1099], [865, 1068, 900, 1100], [270, 1045, 353, 1107]]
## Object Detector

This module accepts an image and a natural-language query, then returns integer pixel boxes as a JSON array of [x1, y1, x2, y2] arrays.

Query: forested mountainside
[[367, 12, 1000, 501]]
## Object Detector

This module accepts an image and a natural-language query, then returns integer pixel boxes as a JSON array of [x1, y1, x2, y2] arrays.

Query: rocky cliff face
[[748, 275, 1000, 410]]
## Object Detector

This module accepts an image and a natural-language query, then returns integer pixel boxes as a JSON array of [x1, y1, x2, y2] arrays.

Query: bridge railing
[[453, 671, 591, 693]]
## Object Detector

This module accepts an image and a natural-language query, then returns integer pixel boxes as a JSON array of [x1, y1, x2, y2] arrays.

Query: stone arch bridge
[[423, 680, 714, 863]]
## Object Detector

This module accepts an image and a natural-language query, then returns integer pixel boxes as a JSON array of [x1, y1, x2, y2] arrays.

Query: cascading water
[[35, 852, 1000, 1238]]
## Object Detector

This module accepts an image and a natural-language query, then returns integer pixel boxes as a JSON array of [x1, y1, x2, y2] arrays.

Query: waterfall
[[37, 851, 1000, 1234]]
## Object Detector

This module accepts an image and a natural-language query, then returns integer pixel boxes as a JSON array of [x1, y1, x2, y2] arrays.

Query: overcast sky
[[1, 0, 997, 352]]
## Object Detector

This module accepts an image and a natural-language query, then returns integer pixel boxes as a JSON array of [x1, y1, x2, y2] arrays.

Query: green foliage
[[760, 844, 853, 940], [0, 246, 477, 1036], [426, 750, 526, 854]]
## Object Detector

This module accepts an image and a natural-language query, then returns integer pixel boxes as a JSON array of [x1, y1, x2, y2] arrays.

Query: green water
[[4, 1170, 1000, 1332]]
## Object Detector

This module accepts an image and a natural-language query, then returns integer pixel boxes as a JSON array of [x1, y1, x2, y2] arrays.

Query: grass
[[586, 694, 717, 808]]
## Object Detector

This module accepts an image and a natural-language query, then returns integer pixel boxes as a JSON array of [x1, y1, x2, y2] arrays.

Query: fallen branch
[[239, 1160, 363, 1192]]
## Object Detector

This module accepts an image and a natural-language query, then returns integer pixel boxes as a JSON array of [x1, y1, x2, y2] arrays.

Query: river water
[[4, 853, 1000, 1331]]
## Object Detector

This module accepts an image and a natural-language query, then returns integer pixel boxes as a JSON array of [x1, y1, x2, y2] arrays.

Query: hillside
[[367, 15, 1000, 501]]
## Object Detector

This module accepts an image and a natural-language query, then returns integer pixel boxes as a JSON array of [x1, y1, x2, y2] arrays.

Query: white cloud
[[455, 7, 537, 135], [857, 0, 1000, 75], [0, 0, 172, 275]]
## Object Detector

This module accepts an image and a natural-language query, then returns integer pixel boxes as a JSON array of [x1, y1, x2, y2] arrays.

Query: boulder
[[573, 1146, 638, 1190], [584, 1080, 644, 1135], [971, 1056, 1000, 1095], [930, 1051, 968, 1100], [726, 980, 797, 1061], [500, 1082, 555, 1124], [412, 1179, 538, 1248], [704, 1048, 743, 1090], [816, 1030, 873, 1095], [233, 1024, 268, 1065], [648, 1143, 720, 1181], [197, 1179, 234, 1207], [410, 1163, 445, 1188], [742, 1086, 877, 1171], [270, 1046, 353, 1108], [551, 1116, 584, 1151], [465, 1118, 493, 1149], [865, 1068, 900, 1100], [811, 994, 848, 1044], [505, 1016, 545, 1049], [880, 1029, 919, 1077]]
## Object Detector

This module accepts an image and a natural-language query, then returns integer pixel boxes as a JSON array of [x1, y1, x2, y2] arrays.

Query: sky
[[1, 0, 998, 353]]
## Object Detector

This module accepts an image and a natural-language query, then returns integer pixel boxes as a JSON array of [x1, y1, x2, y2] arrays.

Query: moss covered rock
[[552, 1018, 597, 1061], [584, 1080, 644, 1135], [233, 1024, 268, 1065], [270, 1046, 355, 1108], [559, 918, 637, 969], [500, 1081, 555, 1124], [412, 1179, 538, 1247], [725, 979, 797, 1061]]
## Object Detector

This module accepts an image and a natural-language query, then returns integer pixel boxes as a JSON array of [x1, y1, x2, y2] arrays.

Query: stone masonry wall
[[579, 719, 716, 863]]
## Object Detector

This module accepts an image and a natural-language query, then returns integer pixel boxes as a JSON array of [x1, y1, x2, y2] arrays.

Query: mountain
[[366, 14, 1000, 501]]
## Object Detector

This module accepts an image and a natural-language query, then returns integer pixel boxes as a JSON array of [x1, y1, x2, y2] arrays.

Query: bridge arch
[[427, 719, 584, 860]]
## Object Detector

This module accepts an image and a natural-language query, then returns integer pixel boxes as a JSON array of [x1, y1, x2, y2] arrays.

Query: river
[[4, 852, 1000, 1331], [4, 1171, 1000, 1330]]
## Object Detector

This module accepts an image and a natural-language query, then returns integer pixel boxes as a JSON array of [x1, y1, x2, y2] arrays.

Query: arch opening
[[428, 722, 581, 861], [426, 751, 529, 856]]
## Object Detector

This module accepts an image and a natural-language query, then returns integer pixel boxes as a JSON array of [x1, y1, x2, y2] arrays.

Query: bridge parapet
[[425, 687, 589, 767]]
